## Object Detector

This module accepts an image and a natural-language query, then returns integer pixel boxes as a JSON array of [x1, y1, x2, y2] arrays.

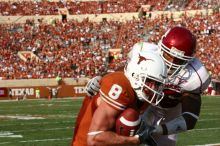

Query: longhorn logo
[[137, 54, 154, 64]]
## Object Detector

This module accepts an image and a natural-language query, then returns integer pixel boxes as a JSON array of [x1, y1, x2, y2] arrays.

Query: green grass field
[[0, 96, 220, 146]]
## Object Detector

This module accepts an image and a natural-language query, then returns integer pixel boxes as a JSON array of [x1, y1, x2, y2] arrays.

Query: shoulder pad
[[170, 58, 211, 94]]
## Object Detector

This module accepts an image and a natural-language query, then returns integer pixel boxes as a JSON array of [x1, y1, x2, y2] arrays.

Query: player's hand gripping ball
[[115, 108, 141, 136]]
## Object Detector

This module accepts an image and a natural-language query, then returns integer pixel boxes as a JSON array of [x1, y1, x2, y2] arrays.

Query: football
[[115, 108, 141, 136]]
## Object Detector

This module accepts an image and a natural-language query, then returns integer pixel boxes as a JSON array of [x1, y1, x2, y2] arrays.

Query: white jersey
[[129, 42, 211, 94], [134, 42, 211, 146], [168, 58, 211, 94]]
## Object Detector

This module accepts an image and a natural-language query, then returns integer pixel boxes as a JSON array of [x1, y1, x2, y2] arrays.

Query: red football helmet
[[158, 26, 196, 77]]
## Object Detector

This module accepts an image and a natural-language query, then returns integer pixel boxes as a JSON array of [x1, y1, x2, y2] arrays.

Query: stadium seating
[[0, 0, 219, 80]]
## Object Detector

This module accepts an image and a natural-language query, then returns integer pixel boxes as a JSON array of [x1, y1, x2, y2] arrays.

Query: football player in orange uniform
[[84, 26, 211, 146], [71, 51, 167, 146]]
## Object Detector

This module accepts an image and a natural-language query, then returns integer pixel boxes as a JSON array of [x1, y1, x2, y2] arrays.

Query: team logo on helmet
[[137, 54, 154, 64]]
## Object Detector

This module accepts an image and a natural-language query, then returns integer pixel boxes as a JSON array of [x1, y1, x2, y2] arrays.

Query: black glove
[[135, 121, 157, 146]]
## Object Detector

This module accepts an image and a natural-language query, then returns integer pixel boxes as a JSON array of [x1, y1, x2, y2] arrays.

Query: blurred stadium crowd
[[0, 0, 219, 80], [0, 0, 219, 15]]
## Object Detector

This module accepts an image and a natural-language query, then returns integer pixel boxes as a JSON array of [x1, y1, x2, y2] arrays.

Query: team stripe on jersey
[[100, 90, 126, 111]]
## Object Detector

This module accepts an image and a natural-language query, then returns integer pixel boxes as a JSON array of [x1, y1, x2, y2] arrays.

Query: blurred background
[[0, 0, 220, 145]]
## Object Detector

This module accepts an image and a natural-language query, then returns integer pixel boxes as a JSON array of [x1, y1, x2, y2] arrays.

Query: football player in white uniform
[[85, 26, 211, 146]]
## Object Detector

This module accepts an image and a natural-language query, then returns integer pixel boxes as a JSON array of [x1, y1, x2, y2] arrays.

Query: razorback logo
[[137, 54, 153, 64]]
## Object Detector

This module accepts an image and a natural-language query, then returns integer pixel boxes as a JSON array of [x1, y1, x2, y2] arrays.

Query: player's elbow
[[183, 114, 198, 130], [186, 118, 197, 130]]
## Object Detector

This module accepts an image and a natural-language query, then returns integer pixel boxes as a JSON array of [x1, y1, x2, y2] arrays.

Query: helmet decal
[[137, 54, 154, 64], [125, 51, 168, 106]]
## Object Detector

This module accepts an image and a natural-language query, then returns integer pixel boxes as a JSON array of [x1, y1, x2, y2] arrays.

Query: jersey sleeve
[[99, 72, 136, 111], [169, 58, 211, 94], [179, 58, 211, 94]]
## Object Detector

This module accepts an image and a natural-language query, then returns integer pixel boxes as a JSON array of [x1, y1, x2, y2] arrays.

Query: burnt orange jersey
[[99, 72, 138, 110], [72, 72, 145, 146], [72, 95, 99, 146]]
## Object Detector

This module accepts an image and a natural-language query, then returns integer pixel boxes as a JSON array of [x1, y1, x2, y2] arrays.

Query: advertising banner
[[1, 85, 87, 100], [0, 88, 7, 97]]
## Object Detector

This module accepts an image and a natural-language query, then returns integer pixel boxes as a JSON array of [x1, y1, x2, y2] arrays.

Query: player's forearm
[[153, 93, 201, 135], [155, 101, 200, 135], [181, 93, 201, 130], [87, 131, 140, 146], [152, 115, 188, 136], [153, 112, 199, 136]]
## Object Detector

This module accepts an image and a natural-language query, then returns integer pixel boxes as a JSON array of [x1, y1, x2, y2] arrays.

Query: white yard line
[[0, 114, 77, 121], [0, 115, 45, 120], [191, 127, 220, 131], [0, 103, 81, 110], [198, 118, 220, 121], [0, 137, 72, 145], [0, 131, 23, 138], [0, 120, 75, 127], [12, 127, 73, 133], [19, 137, 72, 142], [201, 113, 220, 116], [0, 142, 11, 145]]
